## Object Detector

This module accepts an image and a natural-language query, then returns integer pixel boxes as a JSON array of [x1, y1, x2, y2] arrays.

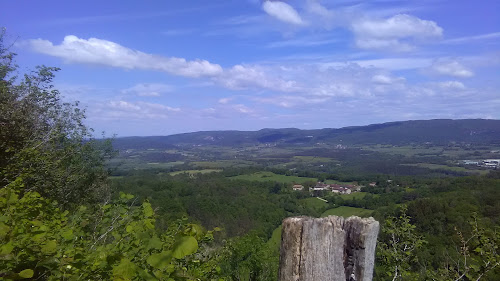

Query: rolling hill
[[111, 119, 500, 150]]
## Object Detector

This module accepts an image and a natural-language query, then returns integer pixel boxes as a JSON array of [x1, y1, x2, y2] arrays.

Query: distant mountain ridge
[[112, 119, 500, 150]]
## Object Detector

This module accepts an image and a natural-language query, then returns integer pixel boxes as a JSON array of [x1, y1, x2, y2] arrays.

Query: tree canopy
[[0, 30, 113, 208]]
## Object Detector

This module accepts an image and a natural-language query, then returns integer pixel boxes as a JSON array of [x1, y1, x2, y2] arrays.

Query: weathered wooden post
[[278, 216, 379, 281]]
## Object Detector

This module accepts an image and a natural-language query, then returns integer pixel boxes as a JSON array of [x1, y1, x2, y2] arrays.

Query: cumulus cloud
[[352, 14, 443, 51], [121, 83, 172, 97], [26, 35, 223, 77], [262, 1, 304, 25], [26, 35, 302, 93], [353, 58, 433, 71], [215, 64, 299, 92], [372, 74, 406, 84], [429, 59, 474, 78], [218, 97, 232, 104], [233, 104, 254, 114], [250, 63, 403, 108], [313, 82, 360, 98], [254, 95, 329, 108], [437, 81, 466, 90], [100, 100, 180, 120]]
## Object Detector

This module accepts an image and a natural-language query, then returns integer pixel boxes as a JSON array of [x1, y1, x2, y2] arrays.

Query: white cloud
[[312, 82, 359, 97], [304, 0, 337, 28], [305, 0, 333, 18], [429, 59, 474, 78], [437, 81, 466, 90], [262, 1, 305, 25], [100, 100, 180, 120], [371, 74, 405, 84], [121, 83, 172, 97], [26, 35, 302, 93], [254, 95, 330, 108], [218, 97, 232, 104], [233, 104, 254, 114], [353, 14, 443, 39], [353, 58, 433, 70], [352, 14, 443, 51], [26, 35, 223, 77], [443, 32, 500, 44], [355, 38, 414, 52], [216, 64, 299, 92]]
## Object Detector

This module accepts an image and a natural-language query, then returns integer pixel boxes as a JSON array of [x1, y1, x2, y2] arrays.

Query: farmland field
[[300, 197, 329, 211], [229, 171, 355, 186], [267, 225, 282, 251], [339, 192, 369, 200], [230, 171, 318, 184], [169, 169, 222, 176]]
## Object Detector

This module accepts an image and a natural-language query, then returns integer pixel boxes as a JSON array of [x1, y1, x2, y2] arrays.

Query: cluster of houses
[[462, 159, 500, 168], [293, 182, 364, 194]]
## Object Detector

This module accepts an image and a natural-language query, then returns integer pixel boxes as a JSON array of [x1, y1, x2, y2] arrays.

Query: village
[[292, 181, 373, 194], [461, 159, 500, 168]]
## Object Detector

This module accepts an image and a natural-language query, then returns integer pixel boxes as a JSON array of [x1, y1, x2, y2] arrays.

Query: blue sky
[[3, 0, 500, 136]]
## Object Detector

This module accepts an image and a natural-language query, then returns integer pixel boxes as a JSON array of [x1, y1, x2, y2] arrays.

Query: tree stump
[[278, 216, 379, 281]]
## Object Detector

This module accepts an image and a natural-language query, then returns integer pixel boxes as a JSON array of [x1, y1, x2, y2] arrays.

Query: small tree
[[432, 215, 500, 281], [377, 205, 425, 281]]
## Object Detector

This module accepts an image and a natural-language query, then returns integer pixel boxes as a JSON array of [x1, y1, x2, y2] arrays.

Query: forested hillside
[[112, 119, 500, 149]]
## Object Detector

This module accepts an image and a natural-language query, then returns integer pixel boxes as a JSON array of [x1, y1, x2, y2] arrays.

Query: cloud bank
[[27, 35, 223, 77]]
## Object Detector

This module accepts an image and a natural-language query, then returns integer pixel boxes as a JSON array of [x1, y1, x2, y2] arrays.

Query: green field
[[191, 160, 254, 169], [339, 192, 369, 200], [107, 159, 185, 170], [230, 171, 318, 184], [169, 169, 222, 176], [292, 156, 337, 163], [300, 197, 329, 211], [324, 179, 355, 185], [267, 225, 282, 251], [321, 206, 373, 218]]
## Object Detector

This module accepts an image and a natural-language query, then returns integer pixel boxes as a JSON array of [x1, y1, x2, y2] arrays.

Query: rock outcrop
[[278, 216, 379, 281]]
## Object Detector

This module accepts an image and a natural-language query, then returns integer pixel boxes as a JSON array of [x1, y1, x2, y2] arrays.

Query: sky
[[2, 0, 500, 136]]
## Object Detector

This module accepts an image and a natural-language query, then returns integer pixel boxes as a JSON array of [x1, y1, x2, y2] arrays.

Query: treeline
[[110, 170, 322, 237]]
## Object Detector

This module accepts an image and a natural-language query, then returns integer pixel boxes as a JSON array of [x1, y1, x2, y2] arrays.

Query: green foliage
[[111, 172, 298, 237], [429, 215, 500, 281], [219, 233, 279, 281], [0, 188, 222, 280], [376, 205, 425, 281], [0, 33, 114, 208]]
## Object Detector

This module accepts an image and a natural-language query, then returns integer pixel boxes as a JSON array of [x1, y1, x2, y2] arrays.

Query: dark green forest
[[1, 32, 499, 280]]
